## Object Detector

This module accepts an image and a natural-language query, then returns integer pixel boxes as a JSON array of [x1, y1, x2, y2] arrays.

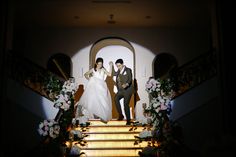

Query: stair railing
[[170, 49, 217, 99]]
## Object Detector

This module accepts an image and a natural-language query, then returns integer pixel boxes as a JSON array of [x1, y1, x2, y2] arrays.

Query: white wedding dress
[[76, 69, 112, 122]]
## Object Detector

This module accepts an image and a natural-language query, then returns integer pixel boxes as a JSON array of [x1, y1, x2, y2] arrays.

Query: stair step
[[84, 131, 140, 134], [80, 147, 142, 156], [84, 156, 139, 157], [84, 132, 139, 140], [89, 120, 131, 126], [76, 140, 148, 148], [77, 126, 143, 132], [68, 120, 145, 156], [84, 139, 142, 142], [81, 147, 143, 150]]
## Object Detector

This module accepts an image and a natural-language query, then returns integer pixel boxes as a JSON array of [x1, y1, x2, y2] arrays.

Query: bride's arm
[[103, 62, 113, 76], [84, 69, 93, 80]]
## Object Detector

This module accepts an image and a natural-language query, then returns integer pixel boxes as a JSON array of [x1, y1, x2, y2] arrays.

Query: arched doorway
[[90, 37, 136, 119]]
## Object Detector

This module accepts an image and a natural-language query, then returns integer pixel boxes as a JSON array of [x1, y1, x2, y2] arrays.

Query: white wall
[[19, 27, 210, 120], [170, 76, 219, 120]]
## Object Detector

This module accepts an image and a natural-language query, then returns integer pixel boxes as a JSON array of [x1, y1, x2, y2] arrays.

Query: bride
[[75, 57, 112, 123]]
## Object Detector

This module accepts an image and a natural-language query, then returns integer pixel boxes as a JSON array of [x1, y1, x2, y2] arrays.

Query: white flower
[[78, 116, 89, 125], [72, 118, 76, 125], [43, 120, 48, 126], [43, 131, 48, 136], [48, 121, 54, 127], [152, 102, 160, 108], [70, 130, 83, 138], [44, 126, 49, 131], [39, 123, 44, 129], [138, 117, 148, 125], [70, 145, 80, 155], [139, 130, 152, 138], [53, 125, 60, 135], [38, 119, 60, 138], [38, 128, 44, 135]]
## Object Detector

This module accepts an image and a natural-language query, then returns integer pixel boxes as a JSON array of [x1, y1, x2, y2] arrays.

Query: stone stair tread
[[84, 139, 139, 141], [84, 156, 139, 157], [81, 147, 144, 150], [72, 120, 144, 156], [84, 131, 140, 134], [83, 125, 142, 127], [88, 120, 137, 125]]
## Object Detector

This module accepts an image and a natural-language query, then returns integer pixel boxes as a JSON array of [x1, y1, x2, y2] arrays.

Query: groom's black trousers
[[115, 87, 133, 121]]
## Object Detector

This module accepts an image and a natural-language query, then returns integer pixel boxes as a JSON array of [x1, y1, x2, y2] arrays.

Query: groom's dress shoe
[[126, 121, 131, 125]]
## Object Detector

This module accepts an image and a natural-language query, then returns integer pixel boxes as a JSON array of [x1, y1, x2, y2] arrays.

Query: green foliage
[[43, 74, 63, 99]]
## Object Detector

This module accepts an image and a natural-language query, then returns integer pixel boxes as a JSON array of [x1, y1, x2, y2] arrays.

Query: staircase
[[75, 120, 148, 157]]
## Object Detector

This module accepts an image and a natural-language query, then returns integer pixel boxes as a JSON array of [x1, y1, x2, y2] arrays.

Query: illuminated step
[[78, 126, 143, 132], [82, 156, 139, 157], [84, 132, 139, 140], [88, 119, 131, 126], [80, 147, 142, 156], [71, 120, 146, 156], [78, 139, 149, 148]]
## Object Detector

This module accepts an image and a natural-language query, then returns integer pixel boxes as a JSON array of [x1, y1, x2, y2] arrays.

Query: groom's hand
[[122, 83, 129, 89]]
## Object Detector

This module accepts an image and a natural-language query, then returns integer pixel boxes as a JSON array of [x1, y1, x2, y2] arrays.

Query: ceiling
[[14, 0, 212, 28]]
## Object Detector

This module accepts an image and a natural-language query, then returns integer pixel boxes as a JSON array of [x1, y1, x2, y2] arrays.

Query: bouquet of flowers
[[38, 119, 60, 139]]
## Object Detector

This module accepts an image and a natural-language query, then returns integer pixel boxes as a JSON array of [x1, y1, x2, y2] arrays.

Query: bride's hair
[[94, 57, 104, 71]]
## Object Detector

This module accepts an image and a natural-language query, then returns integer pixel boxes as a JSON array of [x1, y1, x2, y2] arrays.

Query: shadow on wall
[[47, 53, 72, 79], [153, 53, 178, 79]]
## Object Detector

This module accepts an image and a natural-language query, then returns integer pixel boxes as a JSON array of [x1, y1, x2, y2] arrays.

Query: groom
[[111, 59, 133, 125]]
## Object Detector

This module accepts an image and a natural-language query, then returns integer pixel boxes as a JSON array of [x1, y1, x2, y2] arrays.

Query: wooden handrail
[[171, 49, 217, 99], [52, 59, 68, 80]]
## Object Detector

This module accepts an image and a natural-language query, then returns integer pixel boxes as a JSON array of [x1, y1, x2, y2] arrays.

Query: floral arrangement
[[38, 77, 78, 138], [144, 77, 174, 130], [43, 74, 63, 100], [54, 78, 78, 111], [136, 76, 190, 157], [38, 78, 88, 156], [38, 119, 60, 139]]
